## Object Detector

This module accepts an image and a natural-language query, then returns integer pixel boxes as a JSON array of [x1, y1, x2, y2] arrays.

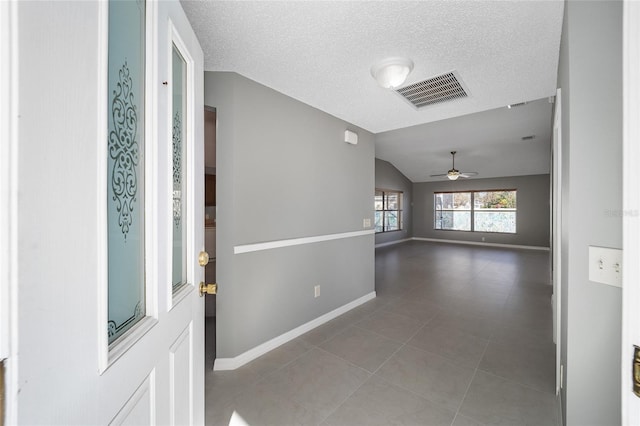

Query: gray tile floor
[[205, 241, 560, 425]]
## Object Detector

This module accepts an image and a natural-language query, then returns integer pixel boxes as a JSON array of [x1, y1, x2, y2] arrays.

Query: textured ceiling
[[181, 0, 563, 181]]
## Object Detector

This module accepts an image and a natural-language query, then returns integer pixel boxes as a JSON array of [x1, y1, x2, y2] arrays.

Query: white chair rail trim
[[234, 229, 375, 254]]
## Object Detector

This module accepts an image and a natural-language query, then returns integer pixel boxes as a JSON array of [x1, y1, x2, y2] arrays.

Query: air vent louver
[[521, 135, 536, 141], [395, 71, 468, 109]]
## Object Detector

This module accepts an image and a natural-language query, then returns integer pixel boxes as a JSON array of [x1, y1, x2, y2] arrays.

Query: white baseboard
[[213, 291, 377, 371], [375, 238, 412, 249], [411, 237, 550, 251]]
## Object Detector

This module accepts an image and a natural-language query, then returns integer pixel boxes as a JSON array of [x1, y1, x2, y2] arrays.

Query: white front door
[[9, 1, 205, 424]]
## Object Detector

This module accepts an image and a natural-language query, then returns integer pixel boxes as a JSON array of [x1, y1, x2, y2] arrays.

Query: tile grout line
[[369, 320, 429, 376], [450, 337, 490, 425], [370, 286, 447, 371], [351, 312, 435, 345], [314, 367, 371, 425], [314, 287, 446, 423], [311, 345, 376, 425], [214, 341, 318, 406], [366, 321, 472, 416], [474, 367, 558, 396]]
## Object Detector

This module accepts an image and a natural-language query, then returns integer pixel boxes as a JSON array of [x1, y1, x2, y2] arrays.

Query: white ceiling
[[181, 0, 564, 181], [376, 97, 553, 182]]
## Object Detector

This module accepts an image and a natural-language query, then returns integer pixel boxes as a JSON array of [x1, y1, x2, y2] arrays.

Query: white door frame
[[622, 1, 640, 423], [552, 88, 562, 396], [0, 0, 18, 423]]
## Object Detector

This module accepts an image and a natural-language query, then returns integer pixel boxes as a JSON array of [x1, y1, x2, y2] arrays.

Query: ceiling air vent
[[395, 70, 469, 109], [508, 102, 527, 109]]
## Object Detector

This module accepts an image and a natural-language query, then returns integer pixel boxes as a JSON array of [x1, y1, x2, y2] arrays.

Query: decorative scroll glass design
[[107, 0, 146, 344], [172, 44, 188, 292]]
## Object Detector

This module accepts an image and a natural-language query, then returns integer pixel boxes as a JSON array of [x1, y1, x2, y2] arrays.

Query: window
[[434, 192, 471, 231], [375, 189, 403, 233], [474, 190, 517, 233], [107, 0, 147, 344], [434, 190, 516, 233]]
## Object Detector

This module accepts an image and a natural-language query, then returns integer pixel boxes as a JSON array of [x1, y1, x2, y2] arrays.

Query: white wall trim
[[0, 0, 11, 363], [1, 1, 18, 424], [95, 0, 110, 374], [375, 238, 412, 249], [622, 1, 640, 423], [552, 87, 563, 396], [213, 291, 376, 371], [412, 237, 550, 251], [234, 229, 375, 254]]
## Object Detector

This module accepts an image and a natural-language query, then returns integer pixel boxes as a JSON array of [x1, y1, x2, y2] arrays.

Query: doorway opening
[[204, 106, 217, 370]]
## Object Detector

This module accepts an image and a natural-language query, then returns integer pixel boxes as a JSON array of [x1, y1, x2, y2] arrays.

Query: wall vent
[[521, 135, 536, 141], [395, 71, 469, 109]]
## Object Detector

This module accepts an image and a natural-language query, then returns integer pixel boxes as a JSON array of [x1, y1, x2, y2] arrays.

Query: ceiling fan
[[430, 151, 478, 181]]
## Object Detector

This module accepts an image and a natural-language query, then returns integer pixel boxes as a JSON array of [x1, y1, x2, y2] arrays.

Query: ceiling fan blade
[[459, 171, 478, 177], [429, 173, 448, 177]]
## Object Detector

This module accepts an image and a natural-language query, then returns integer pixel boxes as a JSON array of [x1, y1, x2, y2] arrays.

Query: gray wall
[[375, 158, 413, 245], [413, 174, 550, 248], [205, 72, 375, 358], [558, 1, 622, 424]]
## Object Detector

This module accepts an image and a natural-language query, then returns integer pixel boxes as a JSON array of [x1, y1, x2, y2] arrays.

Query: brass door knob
[[198, 251, 210, 267], [199, 282, 217, 297]]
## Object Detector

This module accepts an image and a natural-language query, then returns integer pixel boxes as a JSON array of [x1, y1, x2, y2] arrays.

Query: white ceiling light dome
[[370, 57, 414, 89], [447, 170, 460, 180]]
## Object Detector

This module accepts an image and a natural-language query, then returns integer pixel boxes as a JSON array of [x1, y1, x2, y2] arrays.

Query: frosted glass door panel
[[107, 0, 146, 344], [172, 45, 187, 292]]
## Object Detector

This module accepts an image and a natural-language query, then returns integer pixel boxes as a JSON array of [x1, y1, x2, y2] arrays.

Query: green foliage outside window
[[475, 191, 516, 209]]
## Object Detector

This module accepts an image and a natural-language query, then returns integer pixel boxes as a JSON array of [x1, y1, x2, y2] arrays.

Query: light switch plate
[[588, 246, 622, 287], [363, 218, 371, 228]]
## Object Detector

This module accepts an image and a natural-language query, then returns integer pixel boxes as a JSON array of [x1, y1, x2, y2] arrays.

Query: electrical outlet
[[314, 285, 320, 298], [588, 246, 622, 287]]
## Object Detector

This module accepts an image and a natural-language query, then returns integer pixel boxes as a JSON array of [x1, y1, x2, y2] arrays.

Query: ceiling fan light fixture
[[429, 151, 478, 180], [371, 57, 414, 89], [447, 170, 460, 180]]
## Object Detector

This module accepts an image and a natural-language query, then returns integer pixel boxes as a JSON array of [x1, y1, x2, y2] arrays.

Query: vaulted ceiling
[[182, 0, 564, 181]]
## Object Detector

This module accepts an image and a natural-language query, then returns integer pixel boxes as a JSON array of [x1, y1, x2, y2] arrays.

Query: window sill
[[433, 229, 517, 235], [375, 229, 404, 234]]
